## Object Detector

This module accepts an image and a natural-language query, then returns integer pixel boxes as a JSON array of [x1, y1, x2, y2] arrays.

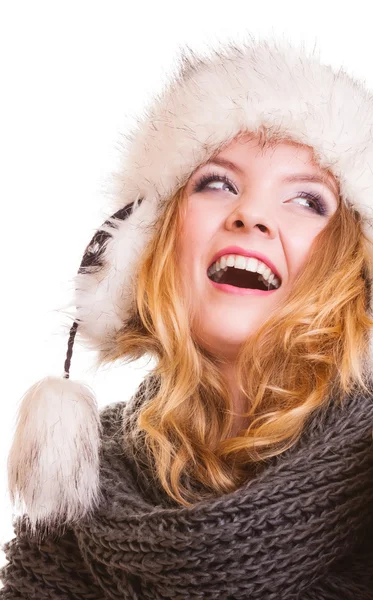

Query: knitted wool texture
[[2, 377, 373, 599]]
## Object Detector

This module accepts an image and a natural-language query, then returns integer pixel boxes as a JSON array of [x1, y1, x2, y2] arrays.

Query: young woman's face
[[178, 134, 340, 361]]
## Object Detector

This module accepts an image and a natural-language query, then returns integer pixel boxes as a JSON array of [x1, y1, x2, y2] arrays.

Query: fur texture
[[71, 35, 373, 350], [7, 376, 103, 534], [10, 35, 373, 529], [73, 195, 160, 355]]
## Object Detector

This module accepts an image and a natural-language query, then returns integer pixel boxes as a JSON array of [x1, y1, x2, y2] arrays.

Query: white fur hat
[[8, 34, 373, 533]]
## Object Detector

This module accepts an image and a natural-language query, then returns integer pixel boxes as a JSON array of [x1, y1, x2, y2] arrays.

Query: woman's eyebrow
[[283, 174, 338, 195], [205, 158, 338, 195], [206, 157, 244, 174]]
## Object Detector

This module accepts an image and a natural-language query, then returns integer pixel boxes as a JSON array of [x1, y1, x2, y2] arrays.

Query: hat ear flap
[[7, 374, 102, 537]]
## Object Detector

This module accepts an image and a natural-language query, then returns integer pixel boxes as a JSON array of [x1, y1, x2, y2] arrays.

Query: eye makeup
[[191, 170, 330, 216], [191, 171, 237, 195], [293, 191, 328, 216]]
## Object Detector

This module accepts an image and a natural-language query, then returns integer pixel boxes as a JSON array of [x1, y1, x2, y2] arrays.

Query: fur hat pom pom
[[7, 376, 103, 536]]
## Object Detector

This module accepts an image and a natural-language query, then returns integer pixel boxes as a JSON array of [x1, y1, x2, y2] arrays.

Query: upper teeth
[[207, 255, 281, 289]]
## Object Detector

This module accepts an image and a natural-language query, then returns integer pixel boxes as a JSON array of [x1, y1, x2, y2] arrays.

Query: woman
[[2, 36, 373, 598]]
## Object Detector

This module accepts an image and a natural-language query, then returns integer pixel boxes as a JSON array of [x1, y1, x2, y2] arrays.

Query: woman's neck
[[220, 362, 251, 437]]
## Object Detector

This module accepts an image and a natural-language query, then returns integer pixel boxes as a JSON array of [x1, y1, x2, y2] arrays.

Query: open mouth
[[207, 266, 281, 291]]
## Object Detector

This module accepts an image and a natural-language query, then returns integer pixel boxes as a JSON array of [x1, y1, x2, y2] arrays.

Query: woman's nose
[[226, 195, 277, 238]]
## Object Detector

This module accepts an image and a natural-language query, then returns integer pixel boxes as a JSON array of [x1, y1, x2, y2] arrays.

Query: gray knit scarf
[[2, 377, 373, 599]]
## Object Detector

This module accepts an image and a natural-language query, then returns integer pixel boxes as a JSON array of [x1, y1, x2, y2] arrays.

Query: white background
[[1, 0, 373, 578]]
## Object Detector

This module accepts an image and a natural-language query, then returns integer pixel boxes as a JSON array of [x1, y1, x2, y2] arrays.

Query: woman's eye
[[291, 191, 328, 216], [192, 174, 328, 217], [192, 173, 237, 195], [207, 181, 231, 191]]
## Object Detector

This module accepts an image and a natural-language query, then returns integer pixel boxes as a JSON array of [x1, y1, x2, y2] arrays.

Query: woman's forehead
[[210, 134, 340, 196]]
